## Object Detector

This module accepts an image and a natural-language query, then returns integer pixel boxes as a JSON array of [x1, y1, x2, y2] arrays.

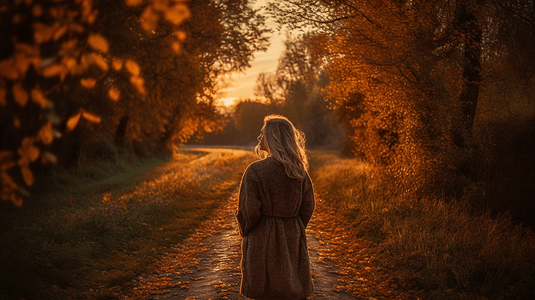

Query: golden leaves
[[81, 78, 97, 88], [66, 112, 82, 131], [112, 58, 123, 71], [82, 111, 101, 123], [33, 22, 66, 44], [176, 31, 187, 42], [13, 83, 28, 107], [125, 59, 140, 77], [124, 59, 146, 94], [31, 88, 53, 109], [66, 111, 101, 131], [0, 57, 21, 80], [172, 42, 181, 53], [38, 122, 54, 145], [88, 33, 109, 53], [108, 88, 120, 101], [141, 7, 159, 32], [165, 4, 190, 25], [19, 137, 40, 163], [89, 53, 109, 71], [130, 76, 146, 94], [42, 64, 64, 77], [20, 165, 34, 186]]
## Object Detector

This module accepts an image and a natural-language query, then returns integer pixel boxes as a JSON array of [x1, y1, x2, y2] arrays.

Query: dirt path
[[124, 191, 359, 300]]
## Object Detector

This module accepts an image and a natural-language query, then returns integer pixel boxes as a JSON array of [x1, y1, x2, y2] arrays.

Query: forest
[[1, 0, 534, 299]]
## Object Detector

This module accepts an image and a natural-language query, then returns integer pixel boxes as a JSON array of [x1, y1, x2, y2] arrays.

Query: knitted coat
[[235, 156, 315, 300]]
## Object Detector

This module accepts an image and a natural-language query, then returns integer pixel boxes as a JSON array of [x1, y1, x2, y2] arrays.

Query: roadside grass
[[0, 148, 256, 300], [309, 151, 535, 300]]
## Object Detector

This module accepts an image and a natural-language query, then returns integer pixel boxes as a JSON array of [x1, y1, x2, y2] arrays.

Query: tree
[[0, 0, 269, 207], [268, 0, 530, 195]]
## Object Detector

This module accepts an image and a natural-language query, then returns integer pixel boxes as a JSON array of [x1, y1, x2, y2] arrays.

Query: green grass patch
[[309, 151, 535, 300], [0, 149, 256, 300]]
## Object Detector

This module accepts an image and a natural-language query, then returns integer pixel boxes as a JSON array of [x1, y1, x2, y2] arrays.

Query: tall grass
[[309, 151, 535, 299], [0, 149, 256, 300]]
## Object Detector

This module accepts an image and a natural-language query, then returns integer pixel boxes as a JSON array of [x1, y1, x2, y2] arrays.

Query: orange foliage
[[0, 0, 191, 207]]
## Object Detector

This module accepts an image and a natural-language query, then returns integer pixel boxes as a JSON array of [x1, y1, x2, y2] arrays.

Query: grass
[[0, 148, 256, 300], [309, 151, 535, 300]]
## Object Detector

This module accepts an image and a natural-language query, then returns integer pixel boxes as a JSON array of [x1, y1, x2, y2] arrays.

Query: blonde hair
[[254, 114, 309, 180]]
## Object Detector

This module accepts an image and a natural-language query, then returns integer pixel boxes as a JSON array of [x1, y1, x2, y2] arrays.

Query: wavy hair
[[254, 114, 308, 180]]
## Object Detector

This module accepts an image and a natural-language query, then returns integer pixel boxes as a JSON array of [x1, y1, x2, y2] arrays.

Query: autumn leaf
[[20, 137, 39, 162], [34, 22, 57, 44], [66, 112, 82, 131], [141, 7, 159, 32], [165, 4, 190, 25], [176, 30, 187, 42], [54, 25, 68, 41], [108, 88, 120, 101], [13, 83, 28, 107], [82, 111, 101, 123], [38, 122, 54, 145], [81, 78, 97, 88], [13, 118, 21, 128], [63, 57, 77, 71], [89, 53, 109, 71], [172, 42, 181, 53], [125, 59, 140, 76], [21, 166, 34, 186], [31, 88, 53, 109], [0, 58, 20, 80], [42, 64, 64, 77], [130, 76, 146, 94], [112, 58, 123, 71], [125, 0, 143, 6], [88, 33, 109, 53]]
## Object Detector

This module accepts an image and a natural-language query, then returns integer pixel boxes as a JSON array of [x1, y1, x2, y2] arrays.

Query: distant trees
[[268, 0, 535, 200], [0, 0, 269, 207], [227, 37, 343, 148]]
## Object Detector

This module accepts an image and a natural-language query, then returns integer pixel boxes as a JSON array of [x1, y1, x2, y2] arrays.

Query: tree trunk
[[114, 115, 129, 147], [454, 3, 482, 148]]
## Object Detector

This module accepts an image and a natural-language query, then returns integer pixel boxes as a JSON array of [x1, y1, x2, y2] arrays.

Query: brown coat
[[235, 156, 315, 300]]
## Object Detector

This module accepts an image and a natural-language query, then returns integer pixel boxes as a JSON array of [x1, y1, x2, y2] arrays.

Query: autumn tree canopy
[[0, 0, 269, 207], [268, 0, 535, 196]]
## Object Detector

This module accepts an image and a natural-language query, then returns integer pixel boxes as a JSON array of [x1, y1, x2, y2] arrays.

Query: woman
[[235, 114, 315, 300]]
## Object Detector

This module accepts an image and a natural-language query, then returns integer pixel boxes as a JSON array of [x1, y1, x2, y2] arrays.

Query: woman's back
[[236, 114, 315, 300]]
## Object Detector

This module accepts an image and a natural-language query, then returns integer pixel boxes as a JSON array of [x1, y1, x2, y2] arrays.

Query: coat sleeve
[[299, 171, 315, 228], [235, 166, 262, 237]]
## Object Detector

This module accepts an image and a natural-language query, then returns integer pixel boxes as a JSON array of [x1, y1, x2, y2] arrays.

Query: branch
[[493, 1, 534, 25]]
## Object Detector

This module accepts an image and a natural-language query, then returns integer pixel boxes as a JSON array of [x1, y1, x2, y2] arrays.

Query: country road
[[121, 148, 412, 300]]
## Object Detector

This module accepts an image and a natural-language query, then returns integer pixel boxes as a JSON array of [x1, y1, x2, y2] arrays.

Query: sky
[[218, 1, 285, 107]]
